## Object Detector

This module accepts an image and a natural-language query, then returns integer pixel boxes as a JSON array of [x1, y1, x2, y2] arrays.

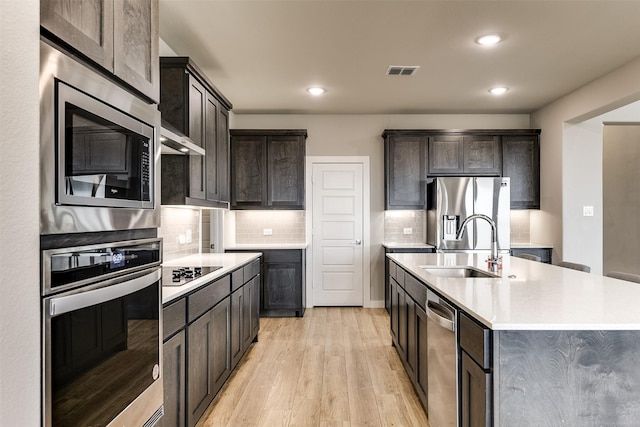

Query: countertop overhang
[[387, 252, 640, 331], [162, 252, 261, 304]]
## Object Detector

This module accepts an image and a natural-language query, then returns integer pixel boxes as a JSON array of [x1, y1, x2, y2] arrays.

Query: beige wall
[[531, 57, 640, 271], [0, 0, 40, 424], [232, 114, 530, 303]]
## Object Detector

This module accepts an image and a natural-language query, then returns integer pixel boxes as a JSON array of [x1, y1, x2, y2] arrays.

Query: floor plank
[[197, 308, 429, 427]]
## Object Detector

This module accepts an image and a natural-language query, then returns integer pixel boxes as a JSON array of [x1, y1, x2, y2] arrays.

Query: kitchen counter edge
[[162, 252, 261, 304], [387, 252, 640, 331]]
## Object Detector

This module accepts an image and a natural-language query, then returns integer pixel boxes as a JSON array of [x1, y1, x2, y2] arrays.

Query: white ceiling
[[159, 0, 640, 115]]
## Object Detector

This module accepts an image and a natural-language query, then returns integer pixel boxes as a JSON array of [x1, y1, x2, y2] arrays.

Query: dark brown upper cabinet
[[383, 132, 428, 210], [159, 57, 232, 208], [41, 0, 160, 103], [230, 130, 307, 210], [383, 129, 541, 210], [428, 134, 501, 176], [502, 133, 541, 210]]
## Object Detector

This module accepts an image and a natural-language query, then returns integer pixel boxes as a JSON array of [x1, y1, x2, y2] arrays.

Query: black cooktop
[[162, 266, 223, 287]]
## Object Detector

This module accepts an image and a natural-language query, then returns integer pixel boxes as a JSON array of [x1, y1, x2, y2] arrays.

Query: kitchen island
[[387, 252, 640, 426]]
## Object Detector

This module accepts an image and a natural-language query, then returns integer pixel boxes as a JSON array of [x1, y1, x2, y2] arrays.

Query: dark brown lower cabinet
[[160, 330, 186, 427], [405, 296, 417, 381], [460, 351, 492, 427], [414, 305, 429, 410], [187, 297, 231, 427], [262, 250, 305, 317]]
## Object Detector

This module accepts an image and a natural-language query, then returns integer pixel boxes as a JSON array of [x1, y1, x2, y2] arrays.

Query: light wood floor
[[196, 307, 430, 427]]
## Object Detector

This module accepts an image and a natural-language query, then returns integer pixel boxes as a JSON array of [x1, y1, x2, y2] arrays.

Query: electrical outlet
[[186, 229, 192, 243], [263, 228, 273, 236], [583, 206, 594, 217], [403, 228, 413, 235], [178, 234, 186, 244]]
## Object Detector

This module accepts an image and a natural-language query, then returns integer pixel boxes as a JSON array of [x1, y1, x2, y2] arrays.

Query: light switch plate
[[583, 206, 594, 217], [263, 228, 273, 236]]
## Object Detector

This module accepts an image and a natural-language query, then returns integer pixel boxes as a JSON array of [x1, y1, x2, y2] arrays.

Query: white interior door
[[312, 163, 364, 306]]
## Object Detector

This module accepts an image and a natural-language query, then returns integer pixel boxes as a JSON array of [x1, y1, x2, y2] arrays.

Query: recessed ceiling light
[[476, 34, 503, 46], [489, 87, 509, 95], [307, 87, 326, 96], [179, 147, 189, 153]]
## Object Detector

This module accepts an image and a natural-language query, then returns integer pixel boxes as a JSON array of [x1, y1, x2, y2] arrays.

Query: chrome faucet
[[456, 214, 500, 271]]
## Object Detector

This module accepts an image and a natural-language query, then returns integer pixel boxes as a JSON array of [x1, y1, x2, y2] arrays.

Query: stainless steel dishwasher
[[426, 289, 458, 427]]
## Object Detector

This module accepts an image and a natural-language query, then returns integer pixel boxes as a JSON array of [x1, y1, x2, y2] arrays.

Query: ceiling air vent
[[386, 65, 420, 76]]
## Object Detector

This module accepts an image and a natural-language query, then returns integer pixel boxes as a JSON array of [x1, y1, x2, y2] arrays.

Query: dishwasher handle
[[426, 300, 455, 332]]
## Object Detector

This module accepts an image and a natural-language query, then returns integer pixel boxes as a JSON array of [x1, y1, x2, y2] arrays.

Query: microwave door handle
[[49, 268, 161, 317]]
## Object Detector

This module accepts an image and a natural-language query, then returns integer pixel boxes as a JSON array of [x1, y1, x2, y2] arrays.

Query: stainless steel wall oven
[[40, 38, 160, 234], [42, 238, 164, 427]]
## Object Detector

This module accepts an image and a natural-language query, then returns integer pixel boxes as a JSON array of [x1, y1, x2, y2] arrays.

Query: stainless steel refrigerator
[[426, 177, 510, 252]]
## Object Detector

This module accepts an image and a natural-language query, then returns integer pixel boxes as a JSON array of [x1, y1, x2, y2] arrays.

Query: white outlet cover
[[403, 228, 413, 234], [178, 234, 186, 244], [263, 228, 273, 236], [186, 229, 192, 243], [583, 206, 594, 217]]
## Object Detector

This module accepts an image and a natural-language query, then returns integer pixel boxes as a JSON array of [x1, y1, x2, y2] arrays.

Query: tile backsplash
[[384, 210, 426, 244], [235, 210, 306, 244], [510, 210, 531, 244], [158, 207, 202, 262], [383, 209, 533, 244]]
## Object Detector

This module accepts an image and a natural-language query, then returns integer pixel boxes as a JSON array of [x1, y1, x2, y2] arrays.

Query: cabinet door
[[502, 135, 540, 209], [428, 135, 464, 175], [160, 330, 186, 427], [217, 106, 230, 202], [405, 296, 417, 381], [187, 76, 206, 200], [230, 288, 244, 369], [463, 135, 501, 175], [396, 286, 407, 361], [460, 351, 492, 427], [204, 92, 220, 202], [249, 275, 260, 338], [113, 0, 159, 102], [415, 305, 429, 410], [267, 135, 305, 209], [385, 135, 428, 209], [390, 278, 399, 346], [263, 261, 300, 312], [242, 281, 255, 349], [41, 0, 114, 71], [230, 136, 267, 208], [187, 298, 230, 427]]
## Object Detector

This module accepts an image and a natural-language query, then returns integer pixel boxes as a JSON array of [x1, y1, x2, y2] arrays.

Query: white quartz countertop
[[387, 252, 640, 331], [162, 252, 261, 304], [383, 243, 435, 249], [225, 243, 308, 250]]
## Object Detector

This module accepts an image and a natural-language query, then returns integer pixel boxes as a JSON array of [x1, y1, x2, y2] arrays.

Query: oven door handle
[[49, 268, 161, 316]]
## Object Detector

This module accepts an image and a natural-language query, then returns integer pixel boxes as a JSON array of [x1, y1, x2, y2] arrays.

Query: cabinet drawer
[[231, 268, 244, 292], [388, 260, 398, 281], [163, 298, 187, 341], [459, 312, 492, 370], [395, 267, 405, 288], [245, 259, 260, 280], [188, 275, 231, 323], [404, 273, 427, 310]]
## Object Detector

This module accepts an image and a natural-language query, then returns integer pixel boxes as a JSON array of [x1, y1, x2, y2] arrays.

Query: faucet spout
[[456, 214, 500, 271]]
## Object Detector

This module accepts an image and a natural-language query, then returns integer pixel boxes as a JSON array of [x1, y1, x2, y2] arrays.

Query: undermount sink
[[420, 266, 498, 279]]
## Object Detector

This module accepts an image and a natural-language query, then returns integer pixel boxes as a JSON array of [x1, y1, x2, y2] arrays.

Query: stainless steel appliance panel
[[473, 177, 510, 251], [42, 239, 164, 427], [427, 177, 510, 252], [40, 39, 160, 234], [426, 289, 458, 427]]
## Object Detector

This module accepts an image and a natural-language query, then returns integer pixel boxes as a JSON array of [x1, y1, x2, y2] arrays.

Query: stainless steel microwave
[[40, 39, 160, 234]]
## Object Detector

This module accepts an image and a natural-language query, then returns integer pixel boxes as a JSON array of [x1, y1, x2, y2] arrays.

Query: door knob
[[355, 240, 362, 245]]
